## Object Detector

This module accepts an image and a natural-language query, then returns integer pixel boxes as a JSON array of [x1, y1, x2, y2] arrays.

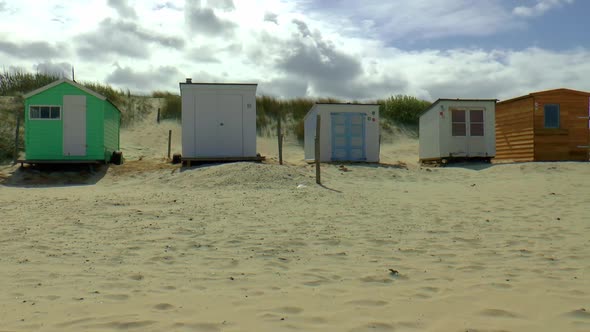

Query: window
[[544, 104, 560, 128], [452, 110, 466, 136], [30, 106, 61, 120], [470, 110, 484, 136]]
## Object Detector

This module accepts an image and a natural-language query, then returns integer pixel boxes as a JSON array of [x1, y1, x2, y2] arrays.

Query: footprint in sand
[[479, 308, 522, 318], [347, 300, 389, 307], [566, 308, 590, 319], [172, 322, 222, 332], [104, 294, 130, 301], [154, 303, 175, 310], [349, 322, 396, 332]]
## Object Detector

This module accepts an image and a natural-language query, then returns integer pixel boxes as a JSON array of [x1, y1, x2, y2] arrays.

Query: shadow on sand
[[1, 163, 109, 188], [443, 162, 495, 171]]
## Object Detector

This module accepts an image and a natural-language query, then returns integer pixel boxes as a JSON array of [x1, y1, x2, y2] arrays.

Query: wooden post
[[13, 109, 20, 164], [157, 108, 161, 124], [167, 129, 172, 159], [277, 115, 283, 165], [315, 115, 321, 185]]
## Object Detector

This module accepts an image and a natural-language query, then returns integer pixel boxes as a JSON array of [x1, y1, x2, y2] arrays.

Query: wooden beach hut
[[419, 99, 497, 163], [496, 88, 590, 162], [304, 103, 380, 163], [179, 79, 263, 164], [21, 78, 122, 165]]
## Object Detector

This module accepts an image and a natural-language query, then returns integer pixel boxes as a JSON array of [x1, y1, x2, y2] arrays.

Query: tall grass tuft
[[152, 91, 181, 121], [0, 69, 62, 96]]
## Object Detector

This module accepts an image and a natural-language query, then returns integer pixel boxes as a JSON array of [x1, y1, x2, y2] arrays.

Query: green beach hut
[[22, 78, 122, 164]]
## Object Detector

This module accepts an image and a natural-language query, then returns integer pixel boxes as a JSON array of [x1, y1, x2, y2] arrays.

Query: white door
[[449, 109, 468, 156], [194, 93, 243, 157], [194, 93, 217, 156], [216, 94, 243, 156], [63, 95, 86, 156]]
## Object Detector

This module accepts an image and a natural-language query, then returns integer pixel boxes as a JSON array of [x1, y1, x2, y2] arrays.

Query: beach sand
[[1, 119, 589, 331]]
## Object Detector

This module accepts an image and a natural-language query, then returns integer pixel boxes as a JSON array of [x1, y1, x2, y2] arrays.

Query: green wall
[[25, 82, 120, 162]]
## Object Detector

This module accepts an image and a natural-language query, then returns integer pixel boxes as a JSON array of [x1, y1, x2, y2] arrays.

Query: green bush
[[378, 95, 431, 126], [153, 91, 181, 120]]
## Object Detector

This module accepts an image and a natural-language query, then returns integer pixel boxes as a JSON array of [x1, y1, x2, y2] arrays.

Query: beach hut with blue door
[[304, 103, 380, 162]]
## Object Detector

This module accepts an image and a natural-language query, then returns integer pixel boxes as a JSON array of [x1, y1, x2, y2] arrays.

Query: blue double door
[[331, 112, 366, 161]]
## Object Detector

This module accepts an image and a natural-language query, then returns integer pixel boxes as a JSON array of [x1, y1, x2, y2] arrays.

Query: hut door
[[467, 110, 486, 156], [331, 112, 366, 161], [216, 94, 244, 156], [194, 93, 243, 157], [63, 95, 87, 156], [450, 109, 468, 156]]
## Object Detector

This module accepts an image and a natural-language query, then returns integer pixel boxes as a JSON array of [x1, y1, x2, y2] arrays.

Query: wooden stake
[[277, 115, 283, 165], [167, 129, 172, 159], [157, 108, 161, 124], [315, 114, 321, 185], [13, 109, 20, 164]]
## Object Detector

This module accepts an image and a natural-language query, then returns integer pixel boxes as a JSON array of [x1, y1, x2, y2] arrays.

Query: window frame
[[469, 109, 485, 136], [29, 105, 62, 120], [451, 109, 466, 137], [543, 104, 560, 129]]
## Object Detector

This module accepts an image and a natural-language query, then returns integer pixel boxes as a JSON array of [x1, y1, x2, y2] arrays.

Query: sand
[[0, 118, 589, 332]]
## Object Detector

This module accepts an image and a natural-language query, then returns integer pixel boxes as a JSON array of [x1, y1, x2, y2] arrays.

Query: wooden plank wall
[[533, 91, 589, 161], [495, 97, 535, 161]]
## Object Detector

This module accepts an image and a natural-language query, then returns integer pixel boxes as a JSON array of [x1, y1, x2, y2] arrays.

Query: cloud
[[513, 0, 574, 17], [258, 77, 309, 98], [208, 0, 235, 11], [106, 65, 181, 91], [76, 18, 185, 60], [292, 19, 311, 37], [0, 40, 63, 59], [34, 61, 73, 77], [295, 1, 519, 42], [184, 0, 237, 36], [264, 12, 278, 24], [187, 46, 221, 63], [186, 43, 243, 63], [0, 1, 6, 12], [107, 0, 138, 19], [261, 19, 409, 100], [153, 1, 182, 11]]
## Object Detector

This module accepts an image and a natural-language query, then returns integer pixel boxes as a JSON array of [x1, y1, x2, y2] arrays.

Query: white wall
[[180, 84, 257, 158], [420, 99, 496, 160], [304, 104, 380, 162], [419, 106, 440, 160]]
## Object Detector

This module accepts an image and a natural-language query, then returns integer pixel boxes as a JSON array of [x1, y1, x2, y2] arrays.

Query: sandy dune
[[0, 119, 589, 332]]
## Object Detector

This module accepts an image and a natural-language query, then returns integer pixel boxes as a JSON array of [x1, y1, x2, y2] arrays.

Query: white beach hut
[[304, 103, 380, 163], [419, 99, 497, 163], [180, 80, 259, 161]]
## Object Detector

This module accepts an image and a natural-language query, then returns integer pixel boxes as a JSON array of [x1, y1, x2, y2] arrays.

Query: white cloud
[[0, 0, 589, 101], [513, 0, 575, 17], [293, 0, 520, 41]]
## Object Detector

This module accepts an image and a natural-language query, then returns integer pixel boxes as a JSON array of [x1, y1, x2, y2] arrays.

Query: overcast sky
[[0, 0, 588, 101]]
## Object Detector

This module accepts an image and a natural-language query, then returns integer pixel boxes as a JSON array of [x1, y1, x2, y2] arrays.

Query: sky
[[0, 0, 589, 101]]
